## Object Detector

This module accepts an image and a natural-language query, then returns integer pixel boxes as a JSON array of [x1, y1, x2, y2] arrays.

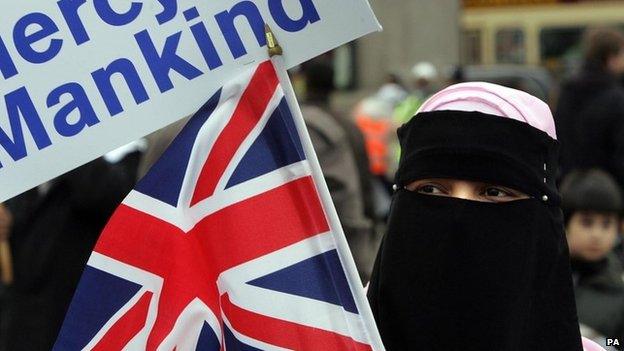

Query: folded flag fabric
[[54, 60, 382, 351]]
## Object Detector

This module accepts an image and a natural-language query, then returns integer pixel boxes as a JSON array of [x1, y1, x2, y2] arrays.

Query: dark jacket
[[555, 64, 624, 187], [301, 104, 376, 281], [572, 254, 624, 348], [2, 157, 136, 351]]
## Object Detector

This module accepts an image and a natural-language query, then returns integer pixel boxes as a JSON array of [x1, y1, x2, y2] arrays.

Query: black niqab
[[367, 111, 583, 350]]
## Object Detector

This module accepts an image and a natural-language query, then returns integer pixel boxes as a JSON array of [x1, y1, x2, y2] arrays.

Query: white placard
[[0, 0, 380, 202]]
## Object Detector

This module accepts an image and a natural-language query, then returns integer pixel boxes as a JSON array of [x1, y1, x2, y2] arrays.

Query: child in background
[[562, 169, 624, 350]]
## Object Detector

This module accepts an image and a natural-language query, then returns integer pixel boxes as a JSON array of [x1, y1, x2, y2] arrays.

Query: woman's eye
[[484, 187, 512, 198], [417, 184, 445, 195]]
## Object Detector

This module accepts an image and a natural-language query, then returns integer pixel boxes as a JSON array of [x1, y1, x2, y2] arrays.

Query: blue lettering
[[0, 37, 18, 79], [186, 8, 222, 71], [13, 13, 63, 64], [183, 7, 200, 21], [0, 87, 52, 168], [156, 0, 178, 25], [215, 1, 266, 59], [135, 30, 203, 93], [47, 82, 99, 137], [269, 0, 320, 32], [57, 0, 90, 45], [94, 0, 143, 26], [91, 58, 149, 116]]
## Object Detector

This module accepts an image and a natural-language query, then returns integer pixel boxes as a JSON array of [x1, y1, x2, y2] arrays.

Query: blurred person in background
[[298, 59, 377, 281], [352, 72, 411, 220], [0, 150, 140, 351], [355, 73, 409, 184], [353, 96, 395, 220], [376, 73, 408, 108], [390, 62, 441, 181], [562, 169, 624, 349], [555, 28, 624, 187], [447, 65, 466, 87], [393, 61, 439, 126]]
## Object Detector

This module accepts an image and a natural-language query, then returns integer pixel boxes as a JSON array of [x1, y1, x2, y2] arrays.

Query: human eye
[[484, 187, 511, 197], [481, 186, 524, 202], [416, 183, 447, 196], [580, 215, 595, 228], [603, 217, 617, 230], [405, 179, 450, 196]]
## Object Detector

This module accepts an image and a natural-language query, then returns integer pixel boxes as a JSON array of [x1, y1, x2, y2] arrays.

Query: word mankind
[[0, 0, 320, 168]]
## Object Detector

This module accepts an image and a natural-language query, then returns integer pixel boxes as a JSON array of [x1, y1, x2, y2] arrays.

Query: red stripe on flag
[[190, 60, 279, 205], [221, 294, 372, 351], [96, 176, 328, 275], [92, 291, 153, 351], [94, 207, 222, 350], [191, 176, 329, 271], [94, 206, 185, 276], [93, 176, 329, 349]]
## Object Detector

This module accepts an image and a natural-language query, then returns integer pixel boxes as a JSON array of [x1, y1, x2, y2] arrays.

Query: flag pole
[[265, 25, 385, 351]]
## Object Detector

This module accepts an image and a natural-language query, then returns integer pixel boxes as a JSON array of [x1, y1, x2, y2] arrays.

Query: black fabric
[[395, 111, 560, 204], [554, 65, 624, 188], [1, 157, 137, 351], [368, 191, 583, 351], [368, 111, 583, 350], [571, 257, 610, 278]]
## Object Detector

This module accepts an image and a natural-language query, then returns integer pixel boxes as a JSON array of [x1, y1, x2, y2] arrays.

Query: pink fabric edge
[[582, 337, 607, 351], [416, 82, 558, 140]]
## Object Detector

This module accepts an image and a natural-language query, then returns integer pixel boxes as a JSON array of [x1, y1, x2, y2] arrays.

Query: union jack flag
[[54, 60, 382, 350]]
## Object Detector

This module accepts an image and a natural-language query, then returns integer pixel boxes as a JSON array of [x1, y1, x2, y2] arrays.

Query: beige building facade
[[354, 0, 461, 89]]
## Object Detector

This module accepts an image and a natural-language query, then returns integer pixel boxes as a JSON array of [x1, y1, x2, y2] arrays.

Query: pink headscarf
[[417, 82, 558, 140]]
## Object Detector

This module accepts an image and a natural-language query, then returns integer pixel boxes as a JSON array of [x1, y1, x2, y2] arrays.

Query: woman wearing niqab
[[367, 82, 602, 351]]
